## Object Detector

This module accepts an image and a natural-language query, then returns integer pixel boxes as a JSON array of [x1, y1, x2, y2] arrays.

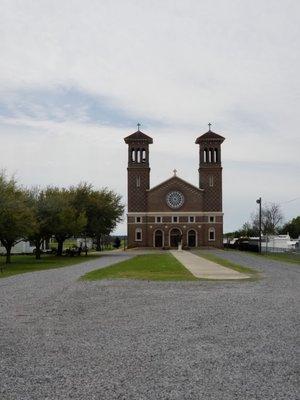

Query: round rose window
[[166, 191, 184, 209]]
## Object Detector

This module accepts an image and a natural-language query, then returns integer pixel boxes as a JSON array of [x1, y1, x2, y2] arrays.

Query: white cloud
[[0, 0, 299, 232], [1, 0, 299, 123]]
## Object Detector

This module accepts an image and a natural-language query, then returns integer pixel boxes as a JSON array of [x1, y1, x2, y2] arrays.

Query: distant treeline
[[0, 173, 124, 263], [225, 202, 299, 240]]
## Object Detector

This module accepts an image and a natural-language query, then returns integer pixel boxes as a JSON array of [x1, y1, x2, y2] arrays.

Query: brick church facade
[[124, 126, 225, 248]]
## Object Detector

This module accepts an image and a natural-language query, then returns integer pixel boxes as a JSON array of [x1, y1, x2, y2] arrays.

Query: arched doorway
[[154, 230, 163, 248], [188, 230, 197, 247], [169, 228, 182, 248]]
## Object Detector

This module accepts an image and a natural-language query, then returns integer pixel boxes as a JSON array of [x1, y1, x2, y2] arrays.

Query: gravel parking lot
[[0, 250, 298, 400]]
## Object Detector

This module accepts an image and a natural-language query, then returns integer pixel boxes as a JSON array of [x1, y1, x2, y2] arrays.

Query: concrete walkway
[[170, 250, 250, 279]]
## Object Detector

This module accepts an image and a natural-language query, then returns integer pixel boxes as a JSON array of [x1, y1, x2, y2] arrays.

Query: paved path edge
[[170, 250, 250, 280]]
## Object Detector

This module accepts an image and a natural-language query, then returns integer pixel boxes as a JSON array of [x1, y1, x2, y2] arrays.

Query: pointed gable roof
[[148, 175, 203, 193], [124, 130, 153, 144], [195, 129, 225, 144]]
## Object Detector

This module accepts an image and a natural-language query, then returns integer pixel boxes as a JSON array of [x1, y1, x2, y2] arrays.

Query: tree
[[239, 222, 257, 237], [252, 202, 283, 235], [224, 221, 257, 239], [0, 173, 35, 264], [69, 182, 93, 239], [26, 188, 53, 260], [43, 187, 86, 256], [70, 184, 124, 251], [89, 189, 124, 250], [280, 216, 300, 238], [225, 203, 285, 239]]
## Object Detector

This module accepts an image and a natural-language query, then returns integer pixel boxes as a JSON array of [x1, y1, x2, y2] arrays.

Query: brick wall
[[199, 166, 223, 211], [127, 168, 150, 212], [147, 177, 204, 212], [127, 214, 223, 248]]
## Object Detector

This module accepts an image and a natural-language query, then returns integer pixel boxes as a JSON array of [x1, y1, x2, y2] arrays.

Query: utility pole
[[256, 197, 262, 253]]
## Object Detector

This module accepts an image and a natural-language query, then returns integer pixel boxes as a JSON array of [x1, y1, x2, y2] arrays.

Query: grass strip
[[0, 254, 101, 279], [193, 251, 259, 279], [82, 253, 198, 281], [250, 251, 300, 265]]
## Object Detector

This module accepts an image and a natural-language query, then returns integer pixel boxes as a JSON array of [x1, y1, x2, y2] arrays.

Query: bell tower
[[124, 125, 153, 212], [195, 124, 225, 211]]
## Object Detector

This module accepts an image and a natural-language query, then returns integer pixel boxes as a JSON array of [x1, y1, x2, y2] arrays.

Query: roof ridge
[[124, 130, 153, 144], [148, 175, 203, 192], [195, 130, 225, 144]]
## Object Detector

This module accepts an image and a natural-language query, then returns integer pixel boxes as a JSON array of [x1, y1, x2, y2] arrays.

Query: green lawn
[[192, 250, 258, 278], [82, 253, 198, 281], [49, 239, 78, 250], [258, 252, 300, 265], [0, 254, 101, 279]]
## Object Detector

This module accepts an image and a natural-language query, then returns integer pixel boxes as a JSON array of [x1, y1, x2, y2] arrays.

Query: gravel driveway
[[0, 250, 298, 400]]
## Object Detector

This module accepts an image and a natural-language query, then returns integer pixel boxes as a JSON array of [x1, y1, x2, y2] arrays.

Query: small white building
[[0, 241, 35, 255], [263, 234, 299, 252], [76, 238, 93, 249], [223, 237, 239, 245]]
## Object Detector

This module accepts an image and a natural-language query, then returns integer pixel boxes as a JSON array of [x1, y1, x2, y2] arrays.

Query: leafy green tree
[[0, 173, 35, 264], [43, 187, 86, 256], [26, 188, 53, 260], [88, 189, 124, 251], [280, 216, 300, 238], [70, 184, 124, 251], [69, 182, 93, 238]]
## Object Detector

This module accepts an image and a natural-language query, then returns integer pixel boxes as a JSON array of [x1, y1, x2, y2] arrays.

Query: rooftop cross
[[137, 122, 141, 131], [173, 169, 177, 176], [208, 122, 212, 131]]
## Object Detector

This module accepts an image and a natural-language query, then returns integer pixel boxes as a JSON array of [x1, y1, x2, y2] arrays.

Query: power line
[[279, 197, 300, 205], [263, 196, 300, 205]]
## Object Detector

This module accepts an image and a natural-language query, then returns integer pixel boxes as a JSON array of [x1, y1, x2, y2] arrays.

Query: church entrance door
[[170, 228, 181, 248], [188, 230, 196, 247], [154, 230, 163, 247]]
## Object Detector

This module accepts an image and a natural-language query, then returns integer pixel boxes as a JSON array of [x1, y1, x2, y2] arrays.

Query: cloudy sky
[[0, 0, 299, 234]]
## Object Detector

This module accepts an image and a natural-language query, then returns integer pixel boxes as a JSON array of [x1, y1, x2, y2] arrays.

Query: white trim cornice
[[128, 211, 223, 216], [128, 222, 222, 225]]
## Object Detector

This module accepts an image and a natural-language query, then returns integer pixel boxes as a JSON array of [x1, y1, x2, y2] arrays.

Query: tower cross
[[208, 122, 212, 131], [137, 122, 141, 131], [173, 169, 177, 176]]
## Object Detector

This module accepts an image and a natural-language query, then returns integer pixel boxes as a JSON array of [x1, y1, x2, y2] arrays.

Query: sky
[[0, 0, 299, 235]]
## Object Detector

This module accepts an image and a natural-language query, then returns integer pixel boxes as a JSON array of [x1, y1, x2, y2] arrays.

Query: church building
[[124, 125, 225, 248]]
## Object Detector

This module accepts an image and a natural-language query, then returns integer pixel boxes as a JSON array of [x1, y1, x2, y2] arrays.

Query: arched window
[[141, 149, 146, 162], [209, 176, 214, 187], [136, 176, 141, 187], [203, 148, 207, 163], [214, 148, 218, 163], [208, 227, 215, 241], [135, 228, 142, 241], [209, 149, 213, 163], [137, 148, 141, 163], [131, 148, 136, 162]]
